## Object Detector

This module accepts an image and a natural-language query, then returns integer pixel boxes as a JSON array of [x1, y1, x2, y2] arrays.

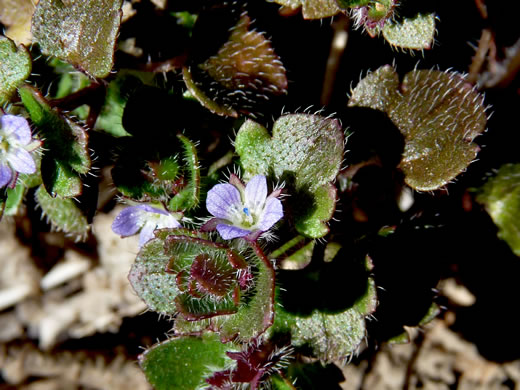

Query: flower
[[112, 204, 182, 247], [204, 174, 283, 240], [0, 114, 41, 188]]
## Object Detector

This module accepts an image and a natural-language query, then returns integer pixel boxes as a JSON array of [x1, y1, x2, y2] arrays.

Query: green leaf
[[217, 242, 275, 341], [348, 66, 487, 191], [235, 114, 344, 238], [272, 277, 376, 361], [168, 134, 201, 211], [35, 185, 89, 239], [32, 0, 123, 78], [382, 13, 436, 50], [19, 85, 91, 197], [3, 184, 26, 216], [128, 232, 180, 315], [95, 71, 155, 137], [139, 333, 237, 390], [0, 35, 31, 105], [477, 163, 520, 256], [335, 0, 370, 7], [271, 374, 297, 390], [130, 232, 276, 341]]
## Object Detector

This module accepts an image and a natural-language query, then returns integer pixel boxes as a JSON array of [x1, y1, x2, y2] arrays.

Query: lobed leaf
[[185, 13, 287, 117], [382, 13, 436, 50], [349, 66, 487, 191], [272, 277, 376, 361], [32, 0, 123, 78], [235, 114, 344, 238]]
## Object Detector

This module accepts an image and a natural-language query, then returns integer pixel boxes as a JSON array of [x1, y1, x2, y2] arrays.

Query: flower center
[[241, 206, 255, 227], [0, 138, 9, 153]]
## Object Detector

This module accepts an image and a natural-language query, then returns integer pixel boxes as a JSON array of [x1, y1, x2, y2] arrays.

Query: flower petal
[[216, 224, 251, 240], [6, 148, 36, 174], [256, 197, 283, 231], [112, 206, 147, 237], [0, 163, 12, 188], [206, 183, 242, 219], [244, 175, 268, 211], [135, 204, 170, 215], [155, 213, 181, 230], [139, 222, 157, 247], [1, 115, 32, 145]]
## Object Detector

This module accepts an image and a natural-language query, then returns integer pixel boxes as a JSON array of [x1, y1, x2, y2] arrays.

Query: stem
[[320, 14, 350, 106]]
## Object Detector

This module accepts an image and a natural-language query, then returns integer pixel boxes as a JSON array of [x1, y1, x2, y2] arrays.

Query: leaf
[[235, 114, 344, 238], [477, 163, 520, 256], [349, 66, 487, 191], [182, 67, 238, 117], [19, 85, 91, 197], [217, 242, 275, 341], [35, 185, 89, 239], [173, 241, 276, 342], [382, 13, 436, 50], [32, 0, 123, 78], [168, 134, 201, 211], [3, 184, 26, 216], [139, 333, 237, 390], [270, 374, 297, 390], [94, 70, 155, 137], [0, 35, 31, 105], [270, 0, 342, 19], [272, 277, 376, 361], [129, 231, 275, 341], [185, 13, 287, 117]]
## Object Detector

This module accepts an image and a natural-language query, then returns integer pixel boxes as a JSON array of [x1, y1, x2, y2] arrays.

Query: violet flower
[[0, 115, 41, 188], [112, 204, 182, 247], [204, 174, 283, 240]]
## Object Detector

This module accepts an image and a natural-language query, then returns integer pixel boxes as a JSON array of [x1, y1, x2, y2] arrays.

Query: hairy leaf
[[270, 0, 342, 19], [349, 66, 487, 191], [19, 85, 91, 197], [235, 114, 344, 238], [272, 277, 376, 361], [32, 0, 123, 78], [382, 13, 436, 50], [139, 333, 237, 390], [168, 134, 201, 211], [35, 185, 89, 239], [0, 35, 31, 105], [185, 13, 287, 117]]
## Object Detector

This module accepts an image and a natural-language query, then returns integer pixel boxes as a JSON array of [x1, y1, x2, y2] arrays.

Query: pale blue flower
[[112, 204, 182, 247], [0, 115, 40, 188], [204, 174, 283, 240]]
